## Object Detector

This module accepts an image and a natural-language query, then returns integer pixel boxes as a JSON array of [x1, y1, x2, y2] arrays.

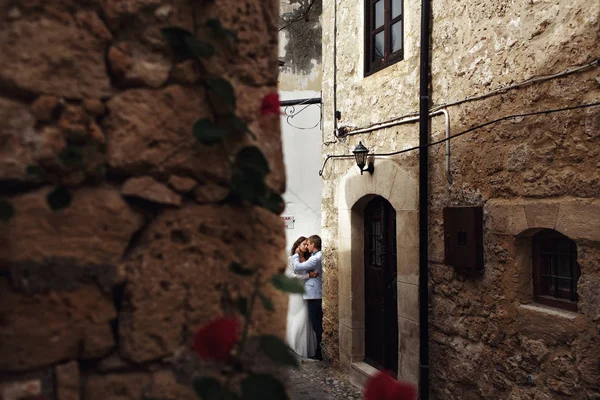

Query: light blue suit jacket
[[293, 251, 322, 300]]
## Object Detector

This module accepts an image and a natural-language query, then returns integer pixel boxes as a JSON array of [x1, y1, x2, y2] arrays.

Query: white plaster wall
[[280, 90, 323, 250]]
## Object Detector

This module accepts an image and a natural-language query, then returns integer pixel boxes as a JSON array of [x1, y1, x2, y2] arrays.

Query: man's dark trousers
[[307, 299, 323, 360]]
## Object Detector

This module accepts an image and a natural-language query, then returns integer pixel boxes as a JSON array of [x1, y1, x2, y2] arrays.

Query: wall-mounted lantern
[[352, 141, 374, 175]]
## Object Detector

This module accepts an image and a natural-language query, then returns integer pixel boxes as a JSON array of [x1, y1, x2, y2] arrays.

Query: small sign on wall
[[282, 215, 295, 229]]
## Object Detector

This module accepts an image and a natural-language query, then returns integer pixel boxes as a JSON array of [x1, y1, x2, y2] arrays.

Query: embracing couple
[[284, 235, 323, 361]]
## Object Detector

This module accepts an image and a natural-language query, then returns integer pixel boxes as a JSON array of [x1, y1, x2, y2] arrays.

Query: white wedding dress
[[285, 256, 317, 358]]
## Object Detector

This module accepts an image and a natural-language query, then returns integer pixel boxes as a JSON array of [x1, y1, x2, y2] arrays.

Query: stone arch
[[336, 159, 420, 386]]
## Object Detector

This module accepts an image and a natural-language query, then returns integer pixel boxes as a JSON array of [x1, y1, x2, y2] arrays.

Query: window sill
[[519, 303, 578, 320]]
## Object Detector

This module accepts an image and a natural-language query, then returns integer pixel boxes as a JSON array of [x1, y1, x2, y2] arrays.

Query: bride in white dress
[[285, 236, 317, 358]]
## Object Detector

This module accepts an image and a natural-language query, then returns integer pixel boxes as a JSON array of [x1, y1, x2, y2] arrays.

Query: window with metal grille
[[364, 0, 404, 76], [532, 230, 580, 312]]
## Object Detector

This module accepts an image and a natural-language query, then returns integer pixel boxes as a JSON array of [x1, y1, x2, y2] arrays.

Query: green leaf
[[229, 115, 248, 132], [65, 130, 88, 145], [47, 187, 72, 211], [259, 192, 284, 215], [25, 165, 45, 177], [161, 27, 193, 58], [229, 262, 255, 276], [209, 78, 236, 110], [0, 199, 15, 222], [193, 377, 223, 400], [221, 390, 240, 400], [258, 291, 274, 312], [206, 19, 238, 41], [241, 374, 288, 400], [258, 335, 299, 367], [235, 146, 270, 177], [59, 146, 84, 167], [184, 36, 215, 58], [230, 170, 266, 202], [237, 296, 248, 316], [270, 274, 305, 295], [193, 119, 229, 145]]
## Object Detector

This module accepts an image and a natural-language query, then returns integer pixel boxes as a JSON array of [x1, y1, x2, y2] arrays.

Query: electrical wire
[[343, 58, 599, 134], [318, 101, 600, 176]]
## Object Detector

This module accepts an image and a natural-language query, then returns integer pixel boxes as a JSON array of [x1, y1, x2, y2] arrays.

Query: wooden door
[[364, 196, 398, 373]]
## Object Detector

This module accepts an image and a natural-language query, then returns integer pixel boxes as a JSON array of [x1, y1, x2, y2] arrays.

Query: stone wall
[[0, 1, 286, 399], [320, 0, 600, 397]]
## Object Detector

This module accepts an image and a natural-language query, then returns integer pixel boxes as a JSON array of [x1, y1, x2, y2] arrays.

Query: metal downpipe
[[418, 0, 431, 397]]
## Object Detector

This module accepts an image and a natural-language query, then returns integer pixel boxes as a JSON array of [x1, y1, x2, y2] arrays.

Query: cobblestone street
[[290, 358, 363, 400]]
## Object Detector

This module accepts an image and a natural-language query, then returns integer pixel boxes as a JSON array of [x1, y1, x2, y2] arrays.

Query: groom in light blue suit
[[293, 234, 323, 360]]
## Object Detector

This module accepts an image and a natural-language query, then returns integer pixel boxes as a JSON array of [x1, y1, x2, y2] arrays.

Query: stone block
[[107, 41, 171, 88], [339, 324, 364, 358], [0, 98, 38, 181], [1, 187, 143, 267], [524, 203, 559, 230], [55, 361, 79, 400], [556, 200, 600, 242], [122, 176, 182, 206], [31, 95, 60, 122], [97, 353, 134, 372], [120, 204, 287, 363], [338, 251, 352, 297], [193, 183, 230, 204], [149, 370, 196, 400], [338, 209, 352, 240], [397, 282, 419, 322], [167, 175, 198, 194], [86, 373, 151, 400], [339, 351, 352, 370], [339, 295, 365, 330], [389, 169, 418, 211], [0, 278, 116, 371], [577, 274, 600, 321], [0, 380, 41, 400], [485, 201, 528, 236], [514, 305, 580, 346], [397, 211, 419, 248], [397, 245, 419, 285], [104, 86, 215, 178], [83, 323, 117, 359], [399, 355, 419, 385], [349, 361, 378, 389], [339, 323, 352, 355], [82, 99, 105, 117], [338, 159, 417, 213], [339, 295, 352, 328], [398, 317, 419, 360], [0, 17, 112, 99]]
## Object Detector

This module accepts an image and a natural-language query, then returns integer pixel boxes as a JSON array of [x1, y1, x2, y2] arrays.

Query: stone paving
[[290, 358, 364, 400]]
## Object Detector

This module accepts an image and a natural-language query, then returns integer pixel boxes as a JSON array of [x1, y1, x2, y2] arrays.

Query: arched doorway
[[364, 196, 398, 373]]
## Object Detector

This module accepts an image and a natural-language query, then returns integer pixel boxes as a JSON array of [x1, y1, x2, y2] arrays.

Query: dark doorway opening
[[364, 196, 398, 373]]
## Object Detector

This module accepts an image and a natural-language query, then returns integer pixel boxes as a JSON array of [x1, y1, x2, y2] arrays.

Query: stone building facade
[[0, 1, 287, 399], [319, 0, 600, 398]]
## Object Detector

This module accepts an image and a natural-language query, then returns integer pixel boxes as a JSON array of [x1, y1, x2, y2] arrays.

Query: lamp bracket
[[360, 161, 374, 175]]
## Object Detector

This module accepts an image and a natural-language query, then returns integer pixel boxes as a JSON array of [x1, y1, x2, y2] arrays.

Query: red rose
[[364, 371, 416, 400], [193, 317, 239, 362], [260, 93, 282, 115]]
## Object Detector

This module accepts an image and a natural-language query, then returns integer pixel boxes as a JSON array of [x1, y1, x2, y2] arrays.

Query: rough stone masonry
[[318, 0, 600, 398], [0, 1, 287, 399]]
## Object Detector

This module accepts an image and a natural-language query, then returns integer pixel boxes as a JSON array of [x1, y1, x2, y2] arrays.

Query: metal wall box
[[443, 206, 484, 271]]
